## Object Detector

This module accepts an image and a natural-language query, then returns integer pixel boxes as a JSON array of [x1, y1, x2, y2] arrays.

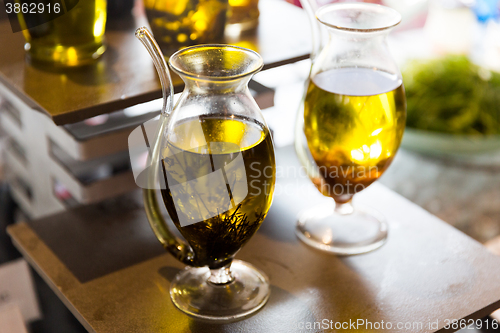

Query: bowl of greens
[[402, 56, 500, 155]]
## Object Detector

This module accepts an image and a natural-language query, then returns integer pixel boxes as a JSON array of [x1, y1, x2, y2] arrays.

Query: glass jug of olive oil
[[295, 2, 406, 255], [134, 29, 276, 320]]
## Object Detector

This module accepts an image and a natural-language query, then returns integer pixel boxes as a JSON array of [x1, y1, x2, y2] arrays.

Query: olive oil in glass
[[227, 0, 259, 32], [20, 0, 107, 66], [304, 68, 406, 202], [144, 0, 227, 55], [160, 115, 275, 269]]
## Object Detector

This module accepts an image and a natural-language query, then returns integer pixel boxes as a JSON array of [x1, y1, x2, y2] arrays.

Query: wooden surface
[[484, 237, 500, 324], [8, 145, 500, 333], [0, 0, 310, 125], [380, 148, 500, 244]]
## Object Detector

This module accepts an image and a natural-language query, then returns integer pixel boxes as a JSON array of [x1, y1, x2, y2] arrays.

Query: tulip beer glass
[[295, 3, 406, 255]]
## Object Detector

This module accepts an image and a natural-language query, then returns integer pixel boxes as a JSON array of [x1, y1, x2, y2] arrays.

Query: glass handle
[[298, 0, 324, 62], [141, 113, 196, 267], [136, 27, 194, 265], [143, 188, 197, 266], [135, 27, 174, 116]]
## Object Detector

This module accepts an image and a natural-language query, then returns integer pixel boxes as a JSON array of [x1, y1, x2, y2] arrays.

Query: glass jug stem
[[208, 262, 235, 285], [334, 199, 354, 215]]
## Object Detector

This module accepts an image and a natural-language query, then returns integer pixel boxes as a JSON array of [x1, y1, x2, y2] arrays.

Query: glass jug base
[[170, 260, 270, 321], [296, 203, 388, 255]]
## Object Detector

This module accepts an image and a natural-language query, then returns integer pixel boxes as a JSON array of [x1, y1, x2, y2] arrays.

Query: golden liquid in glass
[[19, 0, 107, 66], [304, 68, 406, 202], [160, 115, 275, 268], [144, 0, 227, 55], [228, 0, 259, 29]]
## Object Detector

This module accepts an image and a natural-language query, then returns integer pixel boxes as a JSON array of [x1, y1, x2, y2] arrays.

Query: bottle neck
[[180, 76, 251, 95]]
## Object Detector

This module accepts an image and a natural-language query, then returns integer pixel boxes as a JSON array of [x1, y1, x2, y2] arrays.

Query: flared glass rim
[[168, 44, 264, 81], [316, 3, 402, 33]]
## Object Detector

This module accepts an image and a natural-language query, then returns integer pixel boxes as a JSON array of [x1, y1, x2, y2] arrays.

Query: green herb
[[403, 56, 500, 135]]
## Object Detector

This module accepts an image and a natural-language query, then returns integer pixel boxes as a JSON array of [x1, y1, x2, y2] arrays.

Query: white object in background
[[424, 0, 477, 54], [0, 259, 41, 323], [383, 0, 429, 28], [0, 305, 28, 333], [483, 20, 500, 71]]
